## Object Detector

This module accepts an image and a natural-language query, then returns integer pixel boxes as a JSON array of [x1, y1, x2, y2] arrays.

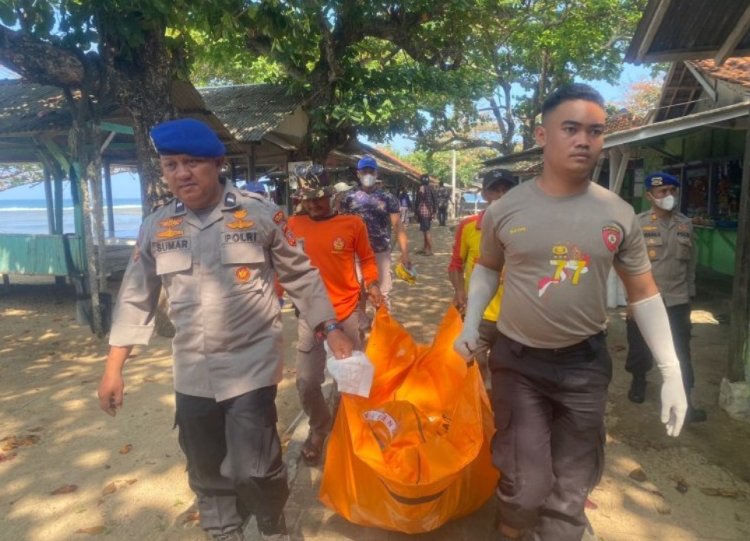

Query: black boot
[[256, 513, 289, 541], [687, 404, 707, 423], [628, 374, 647, 403]]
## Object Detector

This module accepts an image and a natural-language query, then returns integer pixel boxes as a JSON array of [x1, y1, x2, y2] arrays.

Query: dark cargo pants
[[175, 386, 289, 537], [489, 332, 611, 541], [626, 302, 694, 391]]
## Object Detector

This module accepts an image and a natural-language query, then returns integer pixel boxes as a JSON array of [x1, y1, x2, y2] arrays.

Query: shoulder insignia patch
[[601, 225, 623, 253]]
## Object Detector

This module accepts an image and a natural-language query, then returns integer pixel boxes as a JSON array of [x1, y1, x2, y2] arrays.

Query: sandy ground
[[1, 222, 750, 541]]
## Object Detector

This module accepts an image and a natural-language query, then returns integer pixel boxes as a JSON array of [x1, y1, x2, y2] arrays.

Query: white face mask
[[361, 173, 377, 187], [653, 194, 676, 211]]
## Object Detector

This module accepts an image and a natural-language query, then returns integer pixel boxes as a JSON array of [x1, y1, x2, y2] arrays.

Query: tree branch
[[430, 135, 505, 152], [0, 26, 84, 87]]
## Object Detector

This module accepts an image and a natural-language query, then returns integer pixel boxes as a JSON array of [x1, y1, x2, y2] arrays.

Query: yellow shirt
[[448, 212, 503, 322]]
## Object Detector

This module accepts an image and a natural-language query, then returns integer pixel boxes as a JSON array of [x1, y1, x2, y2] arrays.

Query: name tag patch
[[153, 238, 191, 253], [223, 232, 258, 243]]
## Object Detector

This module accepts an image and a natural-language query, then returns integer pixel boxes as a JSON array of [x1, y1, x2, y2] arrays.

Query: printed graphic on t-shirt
[[538, 243, 590, 297]]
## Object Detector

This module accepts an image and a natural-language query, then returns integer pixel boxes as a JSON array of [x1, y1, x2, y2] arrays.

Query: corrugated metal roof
[[626, 0, 750, 64], [0, 79, 73, 135], [198, 84, 302, 143]]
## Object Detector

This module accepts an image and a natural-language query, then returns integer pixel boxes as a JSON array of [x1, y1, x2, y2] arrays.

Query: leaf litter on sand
[[75, 525, 106, 535], [102, 479, 138, 496], [51, 484, 78, 495], [1, 435, 40, 451], [118, 443, 133, 454]]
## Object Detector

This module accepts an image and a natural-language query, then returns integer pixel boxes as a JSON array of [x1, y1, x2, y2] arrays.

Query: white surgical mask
[[654, 194, 676, 211], [361, 174, 377, 187]]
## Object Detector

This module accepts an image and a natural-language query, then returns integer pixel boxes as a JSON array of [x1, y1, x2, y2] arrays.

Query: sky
[[0, 64, 658, 201]]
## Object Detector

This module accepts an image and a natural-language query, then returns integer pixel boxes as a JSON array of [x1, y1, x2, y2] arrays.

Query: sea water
[[0, 198, 143, 238]]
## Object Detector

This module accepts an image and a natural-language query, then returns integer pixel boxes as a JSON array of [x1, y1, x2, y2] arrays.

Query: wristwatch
[[315, 320, 342, 341], [324, 321, 342, 335]]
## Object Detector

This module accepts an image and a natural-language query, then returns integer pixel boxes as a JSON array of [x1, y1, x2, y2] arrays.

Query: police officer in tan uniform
[[626, 172, 705, 421], [97, 119, 352, 541], [454, 85, 688, 541]]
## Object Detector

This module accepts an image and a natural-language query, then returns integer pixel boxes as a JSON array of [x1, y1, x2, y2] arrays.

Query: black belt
[[505, 331, 606, 358]]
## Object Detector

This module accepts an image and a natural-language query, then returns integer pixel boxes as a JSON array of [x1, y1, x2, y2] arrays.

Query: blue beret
[[244, 181, 265, 194], [150, 118, 226, 158], [645, 172, 680, 189], [357, 156, 377, 170]]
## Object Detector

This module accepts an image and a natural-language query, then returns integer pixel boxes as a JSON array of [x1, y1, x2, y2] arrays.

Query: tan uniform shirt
[[639, 210, 696, 307], [109, 182, 336, 401], [481, 179, 651, 348]]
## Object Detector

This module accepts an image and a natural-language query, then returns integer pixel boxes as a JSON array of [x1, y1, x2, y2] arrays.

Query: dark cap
[[293, 164, 333, 200], [645, 172, 680, 189], [150, 118, 226, 157], [482, 169, 516, 190]]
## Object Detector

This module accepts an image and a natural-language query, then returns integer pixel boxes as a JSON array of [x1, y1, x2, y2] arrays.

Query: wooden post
[[728, 128, 750, 383], [250, 144, 257, 182], [54, 171, 64, 234], [104, 159, 115, 238], [43, 167, 54, 234]]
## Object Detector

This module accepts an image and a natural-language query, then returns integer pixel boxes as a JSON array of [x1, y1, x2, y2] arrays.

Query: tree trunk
[[65, 80, 107, 337], [105, 29, 180, 216]]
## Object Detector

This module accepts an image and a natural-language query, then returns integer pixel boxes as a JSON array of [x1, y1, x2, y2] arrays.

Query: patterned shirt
[[341, 188, 399, 253], [437, 185, 452, 209], [415, 185, 437, 219]]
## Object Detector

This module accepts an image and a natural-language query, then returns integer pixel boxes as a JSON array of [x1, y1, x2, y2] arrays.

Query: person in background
[[340, 156, 411, 310], [332, 181, 354, 213], [448, 169, 516, 385], [454, 84, 688, 541], [286, 166, 382, 465], [97, 119, 352, 541], [625, 171, 705, 422], [398, 188, 412, 226], [414, 174, 438, 255], [244, 180, 266, 197], [436, 180, 452, 226]]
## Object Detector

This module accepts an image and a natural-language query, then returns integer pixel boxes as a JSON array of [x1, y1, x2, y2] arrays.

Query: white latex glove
[[629, 294, 688, 437], [660, 366, 687, 437], [453, 264, 499, 363], [454, 326, 480, 362]]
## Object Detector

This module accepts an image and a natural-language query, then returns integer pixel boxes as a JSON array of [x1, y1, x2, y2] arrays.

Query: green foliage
[[416, 0, 649, 154], [187, 0, 489, 157], [395, 147, 496, 188], [0, 163, 44, 191]]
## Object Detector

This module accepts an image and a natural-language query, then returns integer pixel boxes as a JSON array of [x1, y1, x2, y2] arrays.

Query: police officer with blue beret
[[97, 118, 353, 541], [626, 172, 705, 422]]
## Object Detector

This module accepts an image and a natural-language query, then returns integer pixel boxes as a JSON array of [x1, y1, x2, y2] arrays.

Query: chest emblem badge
[[159, 217, 183, 228], [227, 208, 255, 230], [235, 266, 252, 283], [332, 237, 345, 252], [156, 227, 183, 239]]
